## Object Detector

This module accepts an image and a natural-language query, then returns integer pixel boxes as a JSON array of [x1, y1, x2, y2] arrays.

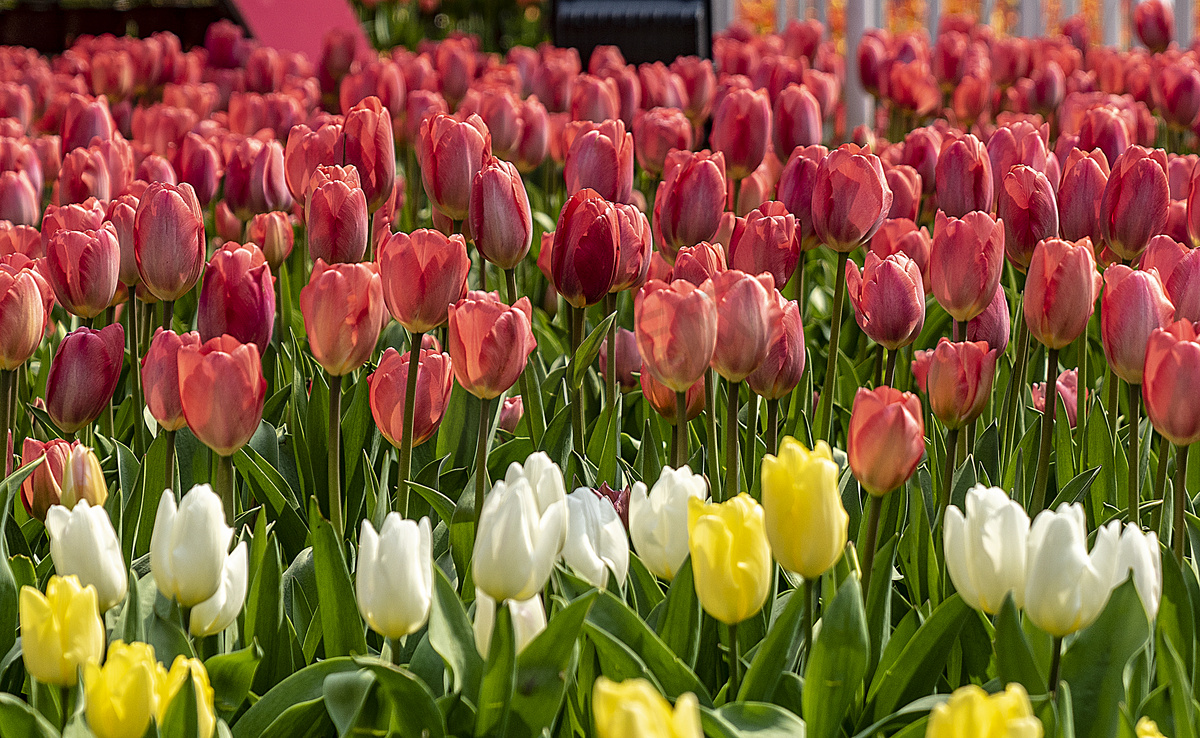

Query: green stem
[[389, 637, 402, 666], [727, 621, 741, 699], [883, 348, 897, 387], [725, 379, 740, 498], [705, 369, 720, 497], [1128, 383, 1141, 528], [803, 577, 817, 664], [127, 285, 146, 456], [506, 268, 542, 447], [817, 251, 849, 443], [396, 332, 424, 517], [1175, 443, 1190, 562], [0, 370, 11, 479], [605, 293, 617, 411], [161, 299, 174, 332], [328, 372, 344, 536], [956, 320, 968, 341], [1151, 433, 1170, 533], [1031, 348, 1059, 513], [861, 493, 884, 595], [676, 390, 689, 470], [164, 430, 176, 497], [474, 396, 492, 542], [940, 428, 960, 526], [1002, 314, 1031, 460], [1077, 333, 1088, 469], [1049, 636, 1063, 695], [766, 398, 779, 456], [216, 453, 234, 525], [570, 307, 584, 457], [744, 392, 759, 489], [795, 254, 806, 321]]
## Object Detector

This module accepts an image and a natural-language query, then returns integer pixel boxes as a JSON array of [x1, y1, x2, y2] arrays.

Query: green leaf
[[322, 669, 376, 737], [570, 312, 617, 390], [206, 641, 264, 716], [0, 693, 59, 738], [700, 702, 808, 738], [310, 500, 368, 658], [1156, 632, 1196, 738], [739, 581, 806, 703], [358, 662, 448, 738], [232, 658, 360, 738], [994, 593, 1046, 695], [865, 536, 898, 678], [507, 591, 597, 738], [868, 594, 971, 720], [475, 602, 516, 737], [429, 565, 483, 699], [408, 481, 456, 527], [804, 575, 869, 738], [655, 557, 701, 669], [1157, 540, 1194, 674], [159, 661, 202, 738]]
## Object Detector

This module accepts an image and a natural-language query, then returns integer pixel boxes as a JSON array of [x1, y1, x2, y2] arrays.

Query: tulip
[[197, 242, 274, 350], [1135, 0, 1173, 52], [885, 164, 922, 222], [563, 488, 630, 588], [1143, 320, 1200, 447], [746, 292, 804, 403], [998, 166, 1059, 271], [688, 493, 772, 626], [177, 336, 267, 458], [0, 221, 40, 258], [870, 219, 931, 293], [550, 189, 620, 308], [46, 324, 124, 435], [20, 439, 77, 521], [472, 463, 567, 602], [342, 97, 396, 212], [357, 514, 433, 640], [1024, 237, 1102, 350], [301, 260, 386, 376], [926, 683, 1042, 737], [811, 143, 892, 252], [1101, 145, 1169, 261], [1030, 368, 1084, 429], [159, 657, 216, 738], [189, 541, 248, 637], [564, 119, 635, 204], [20, 575, 104, 686], [935, 133, 993, 218], [1164, 246, 1200, 321], [848, 387, 924, 497], [473, 590, 547, 657], [592, 677, 701, 738], [966, 285, 1012, 354], [244, 211, 292, 269], [448, 291, 537, 400], [44, 500, 125, 612], [1101, 265, 1174, 384], [944, 485, 1031, 614], [0, 170, 39, 226], [654, 149, 727, 260], [704, 270, 781, 383], [1078, 107, 1131, 167], [141, 329, 200, 432], [926, 338, 998, 431], [726, 201, 798, 288], [498, 396, 524, 433], [635, 279, 718, 393], [377, 229, 470, 333], [777, 144, 826, 252], [1115, 523, 1162, 620], [640, 366, 705, 424], [224, 137, 292, 219], [306, 168, 369, 264], [985, 121, 1049, 197], [628, 466, 708, 581], [469, 157, 533, 270], [45, 225, 120, 319], [460, 85, 521, 158], [672, 241, 726, 286], [760, 437, 846, 583], [1024, 504, 1120, 637], [150, 483, 234, 607], [57, 444, 107, 510], [772, 83, 821, 157], [284, 122, 344, 203], [710, 87, 771, 181], [83, 641, 161, 738], [607, 203, 651, 294], [633, 107, 692, 177], [57, 147, 111, 206], [418, 113, 491, 221], [134, 182, 205, 302], [61, 94, 115, 152], [929, 210, 1005, 323], [178, 132, 221, 206], [846, 251, 925, 351], [369, 347, 453, 448], [1058, 148, 1109, 243], [0, 265, 46, 370], [515, 96, 550, 173], [600, 327, 641, 391]]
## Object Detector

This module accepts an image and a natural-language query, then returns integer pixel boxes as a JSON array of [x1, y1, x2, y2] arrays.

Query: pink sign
[[232, 0, 373, 63]]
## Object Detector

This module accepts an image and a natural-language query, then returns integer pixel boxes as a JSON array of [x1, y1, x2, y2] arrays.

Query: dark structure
[[552, 0, 711, 64], [0, 0, 242, 53]]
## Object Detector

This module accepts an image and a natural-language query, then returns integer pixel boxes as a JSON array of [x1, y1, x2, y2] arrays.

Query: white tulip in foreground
[[1115, 523, 1162, 621], [473, 588, 547, 657], [150, 484, 235, 607], [44, 501, 127, 612], [629, 466, 709, 581], [1024, 504, 1120, 637], [190, 541, 248, 637], [943, 484, 1030, 614], [472, 470, 567, 603], [562, 489, 629, 589], [356, 514, 433, 640]]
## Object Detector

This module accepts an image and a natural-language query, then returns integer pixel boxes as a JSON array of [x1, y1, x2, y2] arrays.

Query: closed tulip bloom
[[58, 444, 107, 510], [150, 484, 233, 607], [46, 225, 119, 319], [760, 438, 847, 579], [61, 94, 116, 152], [134, 182, 205, 301], [224, 137, 292, 218], [1101, 265, 1174, 384], [1143, 320, 1200, 445], [628, 466, 708, 581], [611, 202, 652, 292], [418, 113, 491, 221], [473, 470, 567, 602], [44, 500, 125, 612], [306, 171, 369, 264], [688, 493, 772, 624], [46, 324, 124, 435], [0, 265, 46, 370], [343, 97, 396, 211], [966, 286, 1012, 354], [772, 83, 821, 157], [935, 133, 993, 218], [633, 107, 692, 177], [1135, 0, 1174, 52], [369, 347, 453, 448], [998, 166, 1059, 271], [0, 221, 40, 258], [448, 291, 537, 400], [20, 575, 104, 686], [1024, 504, 1120, 637], [189, 541, 248, 637], [515, 96, 550, 173], [357, 514, 433, 639], [726, 201, 798, 288], [1115, 523, 1162, 620], [284, 122, 344, 203], [1078, 107, 1131, 168], [564, 119, 635, 204], [672, 241, 726, 286], [159, 657, 216, 738], [1166, 247, 1200, 322], [926, 683, 1043, 738], [930, 210, 1005, 322], [83, 641, 161, 738], [551, 189, 620, 307], [777, 144, 826, 252], [846, 251, 925, 350], [377, 228, 470, 332], [812, 143, 892, 252], [1101, 145, 1169, 261], [746, 293, 804, 400], [473, 590, 547, 657], [301, 260, 385, 376], [178, 132, 221, 206], [469, 157, 532, 270], [563, 488, 630, 588], [498, 396, 524, 433], [848, 387, 924, 496], [926, 339, 998, 429], [1031, 368, 1085, 428], [1058, 148, 1109, 243], [593, 677, 701, 738], [885, 164, 922, 222], [601, 327, 642, 391], [246, 210, 294, 269], [177, 336, 266, 456], [19, 439, 76, 521], [870, 218, 932, 292], [641, 362, 705, 421], [198, 242, 275, 350], [655, 149, 727, 259], [1024, 237, 1102, 349], [104, 194, 140, 286], [0, 170, 39, 226], [635, 279, 718, 392], [944, 485, 1031, 614], [142, 329, 200, 432], [710, 87, 771, 181], [703, 270, 782, 382]]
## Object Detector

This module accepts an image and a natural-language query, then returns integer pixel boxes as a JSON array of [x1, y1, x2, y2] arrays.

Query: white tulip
[[473, 588, 547, 657], [472, 475, 567, 603], [505, 452, 568, 516], [1115, 524, 1162, 621], [562, 489, 629, 589], [1024, 504, 1121, 637], [944, 485, 1030, 614], [356, 514, 433, 640], [628, 466, 709, 581], [44, 501, 127, 612], [190, 542, 248, 637], [150, 485, 234, 607]]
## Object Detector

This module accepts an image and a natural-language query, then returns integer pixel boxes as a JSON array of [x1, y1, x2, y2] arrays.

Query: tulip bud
[[944, 485, 1030, 614], [726, 201, 798, 289], [563, 488, 630, 588], [1057, 147, 1109, 243], [635, 279, 718, 393], [159, 656, 216, 738], [197, 242, 275, 350], [848, 387, 924, 496], [44, 500, 126, 612], [746, 293, 804, 400], [929, 210, 1005, 323], [641, 366, 705, 423], [1101, 265, 1174, 384], [61, 94, 116, 152], [419, 113, 491, 221], [58, 444, 107, 510], [926, 339, 998, 429], [224, 137, 292, 219], [628, 466, 708, 581], [20, 575, 105, 686], [884, 164, 922, 222], [83, 641, 160, 738], [927, 683, 1041, 736], [1135, 0, 1174, 52], [1101, 145, 1169, 261], [377, 229, 470, 333], [469, 157, 533, 270], [564, 119, 635, 204], [965, 285, 1012, 354], [473, 590, 547, 657], [142, 329, 200, 432], [812, 143, 892, 252], [0, 264, 47, 370], [472, 464, 567, 602], [777, 145, 826, 252], [339, 97, 395, 212], [1143, 320, 1200, 446], [498, 396, 524, 433], [600, 327, 641, 392], [369, 347, 453, 448], [998, 165, 1059, 271], [592, 677, 702, 738], [710, 87, 771, 181], [632, 107, 692, 177], [772, 83, 821, 157], [178, 132, 221, 207], [1024, 237, 1102, 349], [357, 514, 433, 639], [935, 133, 993, 218], [1024, 504, 1120, 637], [1032, 368, 1086, 428], [46, 325, 124, 435], [515, 96, 550, 173], [551, 189, 620, 307], [448, 291, 537, 400], [0, 170, 39, 226], [703, 270, 781, 382], [20, 439, 78, 521], [760, 438, 847, 580], [151, 484, 234, 607], [305, 168, 368, 264], [246, 211, 294, 269], [654, 149, 727, 260], [134, 182, 205, 301], [177, 336, 266, 457], [46, 225, 120, 319], [1078, 107, 1131, 168], [687, 493, 772, 624], [301, 260, 385, 376], [846, 251, 925, 350]]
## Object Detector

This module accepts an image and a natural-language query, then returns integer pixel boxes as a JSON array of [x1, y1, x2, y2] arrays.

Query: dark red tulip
[[564, 119, 635, 204], [1101, 145, 1169, 261], [46, 324, 124, 435], [654, 149, 727, 260], [1058, 148, 1110, 243], [197, 241, 275, 350], [551, 189, 620, 308], [847, 251, 925, 350], [1135, 0, 1174, 53]]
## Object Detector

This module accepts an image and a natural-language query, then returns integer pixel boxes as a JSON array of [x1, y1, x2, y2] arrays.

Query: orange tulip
[[369, 347, 454, 448], [177, 335, 266, 457], [300, 260, 386, 376], [447, 291, 537, 400], [926, 338, 998, 429], [848, 387, 925, 496], [377, 229, 470, 333], [1143, 320, 1200, 446]]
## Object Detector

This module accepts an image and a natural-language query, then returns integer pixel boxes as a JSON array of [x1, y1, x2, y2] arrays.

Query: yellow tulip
[[84, 641, 162, 738], [926, 683, 1043, 738], [687, 493, 772, 625], [19, 575, 105, 686], [1136, 718, 1167, 738], [760, 437, 848, 580], [59, 445, 108, 509], [592, 677, 701, 738], [158, 656, 217, 738]]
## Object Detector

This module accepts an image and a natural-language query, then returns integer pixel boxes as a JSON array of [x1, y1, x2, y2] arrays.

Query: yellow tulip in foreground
[[159, 656, 217, 738], [1136, 717, 1167, 737], [85, 641, 163, 738], [592, 676, 701, 738], [926, 683, 1043, 738], [687, 493, 772, 625], [760, 437, 848, 580], [19, 575, 105, 686]]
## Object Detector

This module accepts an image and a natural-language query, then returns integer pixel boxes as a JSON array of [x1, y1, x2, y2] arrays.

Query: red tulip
[[870, 218, 931, 293], [55, 147, 110, 206], [847, 251, 925, 350], [550, 189, 620, 308], [634, 279, 718, 392], [224, 136, 292, 219], [746, 291, 804, 400], [654, 149, 727, 260], [1058, 147, 1110, 243], [1135, 0, 1174, 53], [929, 210, 1005, 322], [672, 56, 717, 125], [0, 170, 38, 227], [369, 347, 454, 448], [61, 94, 115, 152], [726, 201, 798, 289], [177, 335, 266, 456], [703, 270, 782, 382], [1145, 318, 1200, 450], [772, 84, 821, 157], [911, 348, 933, 394], [777, 144, 827, 251], [134, 182, 205, 301], [447, 291, 537, 399], [997, 165, 1059, 271], [46, 324, 124, 435], [142, 328, 201, 432], [611, 202, 652, 292], [672, 241, 726, 286], [958, 283, 1011, 354], [246, 211, 294, 269], [568, 74, 620, 123], [344, 97, 397, 211], [632, 107, 692, 177], [401, 89, 448, 149], [104, 193, 141, 286], [600, 327, 642, 391], [848, 387, 925, 496], [812, 143, 892, 252], [19, 438, 78, 521], [985, 121, 1050, 204], [564, 119, 635, 204], [1078, 107, 1131, 168], [418, 113, 491, 221], [926, 338, 998, 429], [1024, 237, 1102, 349], [0, 264, 46, 370], [306, 166, 369, 264], [935, 133, 992, 218], [468, 156, 532, 270], [885, 164, 922, 222], [1100, 264, 1174, 384], [515, 96, 550, 173], [641, 366, 705, 423], [1164, 246, 1200, 322], [197, 242, 275, 350], [1180, 160, 1200, 249], [1101, 145, 1169, 261], [1031, 368, 1084, 428], [284, 122, 344, 204], [1141, 233, 1189, 284], [498, 396, 524, 434], [710, 87, 771, 181], [301, 260, 386, 376], [45, 225, 119, 319], [376, 228, 470, 333], [1154, 61, 1200, 129], [459, 85, 522, 160], [901, 127, 942, 195]]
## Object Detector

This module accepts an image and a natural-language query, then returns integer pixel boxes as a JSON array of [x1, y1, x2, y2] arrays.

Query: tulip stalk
[[861, 494, 884, 595], [803, 577, 817, 663], [816, 251, 850, 443], [215, 453, 234, 525], [676, 391, 689, 469], [727, 622, 741, 699], [126, 285, 147, 456], [161, 299, 174, 332], [940, 428, 960, 524], [725, 380, 740, 497], [1174, 443, 1190, 562], [1151, 434, 1170, 533], [505, 268, 541, 447], [705, 369, 719, 497], [765, 399, 780, 456], [473, 396, 492, 540], [395, 331, 424, 517], [570, 307, 585, 456], [883, 348, 898, 388], [328, 372, 344, 537], [1128, 383, 1142, 528], [1048, 636, 1063, 695], [164, 430, 177, 498], [1032, 348, 1060, 513], [0, 370, 11, 477]]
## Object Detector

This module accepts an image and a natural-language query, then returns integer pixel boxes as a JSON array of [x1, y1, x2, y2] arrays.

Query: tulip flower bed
[[3, 5, 1200, 737]]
